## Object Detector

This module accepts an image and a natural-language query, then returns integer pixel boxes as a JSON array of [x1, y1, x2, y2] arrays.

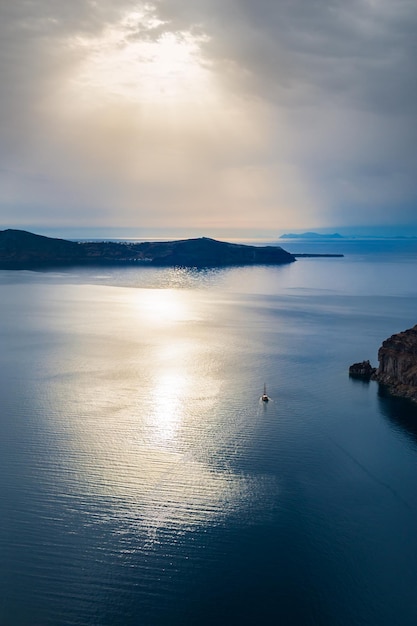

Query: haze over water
[[1, 239, 417, 625]]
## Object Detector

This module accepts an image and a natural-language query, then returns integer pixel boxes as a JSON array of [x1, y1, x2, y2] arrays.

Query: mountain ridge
[[0, 229, 296, 269]]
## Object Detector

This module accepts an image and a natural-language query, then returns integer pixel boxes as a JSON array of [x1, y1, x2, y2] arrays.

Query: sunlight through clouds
[[68, 7, 213, 107], [1, 0, 416, 235]]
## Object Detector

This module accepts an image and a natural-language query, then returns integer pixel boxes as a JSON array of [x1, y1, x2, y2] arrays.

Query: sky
[[0, 0, 416, 238]]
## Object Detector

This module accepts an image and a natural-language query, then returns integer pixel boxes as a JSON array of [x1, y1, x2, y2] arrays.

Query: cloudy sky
[[1, 0, 416, 237]]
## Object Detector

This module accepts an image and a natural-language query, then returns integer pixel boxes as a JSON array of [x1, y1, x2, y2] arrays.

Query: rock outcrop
[[349, 360, 376, 379], [372, 325, 417, 402]]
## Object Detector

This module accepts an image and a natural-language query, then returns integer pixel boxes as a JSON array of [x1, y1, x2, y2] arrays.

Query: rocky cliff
[[372, 325, 417, 402]]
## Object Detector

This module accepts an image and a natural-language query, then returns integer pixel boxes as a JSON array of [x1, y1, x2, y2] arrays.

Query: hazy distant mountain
[[280, 232, 343, 239], [0, 229, 296, 269]]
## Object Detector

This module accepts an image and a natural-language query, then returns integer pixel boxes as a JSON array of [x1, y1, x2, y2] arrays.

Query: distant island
[[280, 232, 343, 239], [0, 229, 297, 269]]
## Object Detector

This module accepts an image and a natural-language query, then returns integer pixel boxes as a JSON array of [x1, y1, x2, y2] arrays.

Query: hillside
[[0, 230, 296, 269]]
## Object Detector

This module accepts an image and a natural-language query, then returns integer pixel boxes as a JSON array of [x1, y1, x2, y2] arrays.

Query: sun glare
[[138, 289, 193, 325], [70, 8, 212, 106], [149, 371, 187, 445]]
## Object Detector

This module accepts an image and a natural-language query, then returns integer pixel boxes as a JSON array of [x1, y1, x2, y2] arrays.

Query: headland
[[0, 229, 296, 269], [350, 325, 417, 403]]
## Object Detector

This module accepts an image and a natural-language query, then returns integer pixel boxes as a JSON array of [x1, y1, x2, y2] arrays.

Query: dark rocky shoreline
[[350, 325, 417, 403]]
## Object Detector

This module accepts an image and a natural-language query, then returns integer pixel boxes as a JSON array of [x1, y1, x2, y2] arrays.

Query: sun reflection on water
[[147, 371, 188, 446], [135, 288, 199, 325], [41, 283, 272, 543], [40, 287, 264, 542]]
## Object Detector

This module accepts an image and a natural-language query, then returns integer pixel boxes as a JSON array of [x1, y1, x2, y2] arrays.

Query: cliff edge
[[372, 325, 417, 402]]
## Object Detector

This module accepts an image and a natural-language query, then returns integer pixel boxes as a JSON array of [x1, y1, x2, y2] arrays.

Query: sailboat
[[261, 383, 269, 402]]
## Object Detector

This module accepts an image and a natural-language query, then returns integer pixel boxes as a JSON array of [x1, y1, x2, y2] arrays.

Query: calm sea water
[[1, 239, 417, 625]]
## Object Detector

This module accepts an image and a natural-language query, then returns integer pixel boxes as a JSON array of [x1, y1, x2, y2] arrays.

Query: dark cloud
[[174, 0, 417, 224], [154, 0, 417, 112]]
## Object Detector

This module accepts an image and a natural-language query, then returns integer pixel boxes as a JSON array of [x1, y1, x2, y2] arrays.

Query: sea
[[1, 238, 417, 626]]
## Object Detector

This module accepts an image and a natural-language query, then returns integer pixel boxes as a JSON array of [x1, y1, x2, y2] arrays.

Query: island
[[0, 229, 296, 269], [350, 325, 417, 403], [278, 231, 345, 257], [280, 232, 343, 239]]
